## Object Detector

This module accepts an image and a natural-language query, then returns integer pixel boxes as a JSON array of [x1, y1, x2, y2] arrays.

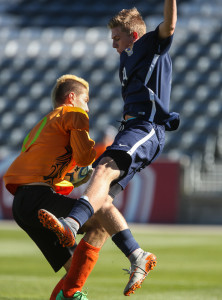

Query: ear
[[67, 92, 76, 106], [132, 31, 139, 41]]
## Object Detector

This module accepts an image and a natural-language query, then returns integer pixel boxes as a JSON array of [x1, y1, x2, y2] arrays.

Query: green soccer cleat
[[56, 290, 88, 300], [123, 252, 157, 296]]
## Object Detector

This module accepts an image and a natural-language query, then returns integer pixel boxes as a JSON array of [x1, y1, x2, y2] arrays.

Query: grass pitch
[[0, 222, 222, 300]]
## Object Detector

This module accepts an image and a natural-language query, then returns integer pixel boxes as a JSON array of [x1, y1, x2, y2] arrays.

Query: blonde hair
[[51, 74, 89, 108], [108, 7, 146, 38]]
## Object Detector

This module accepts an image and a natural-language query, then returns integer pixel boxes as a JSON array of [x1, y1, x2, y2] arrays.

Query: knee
[[81, 215, 107, 235], [90, 223, 108, 239], [94, 156, 120, 181], [83, 217, 109, 246], [98, 200, 113, 214]]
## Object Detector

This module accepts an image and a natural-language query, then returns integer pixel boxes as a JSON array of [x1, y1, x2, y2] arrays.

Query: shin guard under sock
[[67, 198, 94, 227], [50, 277, 65, 300], [112, 229, 140, 257], [63, 239, 100, 297]]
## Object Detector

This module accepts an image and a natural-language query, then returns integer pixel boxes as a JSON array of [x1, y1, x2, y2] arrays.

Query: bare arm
[[158, 0, 177, 39]]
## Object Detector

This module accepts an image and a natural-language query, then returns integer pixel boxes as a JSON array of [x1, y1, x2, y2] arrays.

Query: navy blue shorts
[[93, 118, 165, 190]]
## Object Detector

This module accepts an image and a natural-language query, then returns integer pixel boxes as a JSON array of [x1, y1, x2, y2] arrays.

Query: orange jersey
[[4, 106, 96, 195]]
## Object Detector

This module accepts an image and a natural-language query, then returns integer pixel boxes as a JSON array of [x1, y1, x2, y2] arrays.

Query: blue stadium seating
[[0, 0, 221, 164]]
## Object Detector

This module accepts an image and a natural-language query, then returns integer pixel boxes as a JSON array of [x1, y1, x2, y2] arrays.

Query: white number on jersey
[[122, 67, 128, 86]]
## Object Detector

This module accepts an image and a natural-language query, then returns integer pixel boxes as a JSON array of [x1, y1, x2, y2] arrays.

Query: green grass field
[[0, 222, 222, 300]]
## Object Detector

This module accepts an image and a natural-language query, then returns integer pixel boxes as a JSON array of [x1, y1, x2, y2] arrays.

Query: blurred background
[[0, 0, 222, 224]]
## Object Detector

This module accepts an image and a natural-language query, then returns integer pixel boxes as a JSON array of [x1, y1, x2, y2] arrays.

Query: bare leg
[[94, 195, 129, 236], [84, 157, 120, 212], [81, 215, 110, 247], [63, 257, 72, 272]]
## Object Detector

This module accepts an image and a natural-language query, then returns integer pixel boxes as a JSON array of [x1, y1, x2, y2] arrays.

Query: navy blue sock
[[68, 198, 94, 227], [112, 229, 140, 257]]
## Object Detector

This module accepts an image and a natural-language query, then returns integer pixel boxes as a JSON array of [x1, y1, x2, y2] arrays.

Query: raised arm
[[158, 0, 177, 39]]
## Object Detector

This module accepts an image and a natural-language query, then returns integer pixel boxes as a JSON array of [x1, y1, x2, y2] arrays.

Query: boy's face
[[71, 89, 89, 113], [111, 26, 134, 54]]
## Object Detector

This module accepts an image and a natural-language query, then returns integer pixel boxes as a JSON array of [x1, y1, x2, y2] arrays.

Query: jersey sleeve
[[70, 129, 96, 167], [153, 25, 174, 55], [60, 107, 96, 166]]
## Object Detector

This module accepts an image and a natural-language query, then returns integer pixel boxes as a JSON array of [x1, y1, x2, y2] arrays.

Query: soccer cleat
[[56, 290, 88, 300], [123, 252, 157, 296], [38, 209, 75, 248]]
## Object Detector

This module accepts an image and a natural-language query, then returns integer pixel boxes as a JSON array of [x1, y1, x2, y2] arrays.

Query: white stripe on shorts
[[127, 128, 155, 156]]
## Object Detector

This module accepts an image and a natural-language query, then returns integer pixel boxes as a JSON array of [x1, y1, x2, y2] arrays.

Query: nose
[[112, 41, 117, 48]]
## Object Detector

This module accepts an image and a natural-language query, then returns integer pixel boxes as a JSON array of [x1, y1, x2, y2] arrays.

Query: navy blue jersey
[[120, 26, 179, 130]]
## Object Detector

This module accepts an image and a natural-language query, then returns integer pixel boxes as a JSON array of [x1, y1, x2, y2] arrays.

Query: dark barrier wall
[[0, 159, 180, 223]]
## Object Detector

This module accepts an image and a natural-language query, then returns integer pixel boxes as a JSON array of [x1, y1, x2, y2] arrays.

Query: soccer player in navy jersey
[[39, 1, 179, 298]]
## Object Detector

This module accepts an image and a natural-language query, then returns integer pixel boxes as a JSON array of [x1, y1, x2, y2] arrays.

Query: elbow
[[169, 25, 176, 36], [171, 16, 177, 33], [159, 18, 177, 38], [167, 20, 177, 36]]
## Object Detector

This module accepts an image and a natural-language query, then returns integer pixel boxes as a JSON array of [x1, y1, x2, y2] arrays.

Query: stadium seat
[[0, 0, 221, 161]]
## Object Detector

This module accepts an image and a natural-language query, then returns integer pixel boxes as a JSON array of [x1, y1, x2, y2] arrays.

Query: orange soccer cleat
[[123, 252, 157, 296], [38, 209, 75, 248]]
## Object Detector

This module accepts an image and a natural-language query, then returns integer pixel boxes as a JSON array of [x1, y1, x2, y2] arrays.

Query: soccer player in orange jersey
[[4, 74, 155, 300], [4, 74, 109, 300]]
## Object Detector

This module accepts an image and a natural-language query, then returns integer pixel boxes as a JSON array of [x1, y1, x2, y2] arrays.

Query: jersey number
[[122, 67, 128, 86]]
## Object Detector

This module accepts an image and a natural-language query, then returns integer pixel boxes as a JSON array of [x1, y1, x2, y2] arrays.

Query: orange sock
[[63, 238, 100, 298], [50, 277, 65, 300]]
